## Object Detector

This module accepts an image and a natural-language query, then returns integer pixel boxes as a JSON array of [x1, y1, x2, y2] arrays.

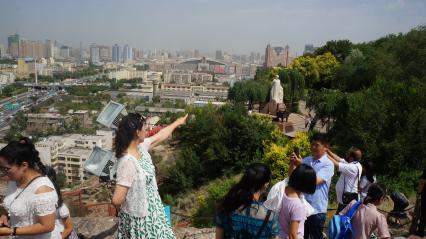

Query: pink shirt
[[279, 190, 306, 239], [340, 201, 390, 239]]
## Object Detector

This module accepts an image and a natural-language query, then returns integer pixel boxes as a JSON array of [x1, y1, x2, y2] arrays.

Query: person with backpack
[[326, 147, 363, 214], [278, 164, 317, 239], [215, 163, 280, 239], [291, 133, 334, 239], [337, 184, 390, 239]]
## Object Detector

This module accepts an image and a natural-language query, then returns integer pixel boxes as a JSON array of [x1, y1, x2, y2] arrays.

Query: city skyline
[[1, 0, 425, 55]]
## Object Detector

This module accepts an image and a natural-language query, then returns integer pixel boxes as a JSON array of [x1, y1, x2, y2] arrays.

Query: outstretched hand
[[175, 114, 188, 126]]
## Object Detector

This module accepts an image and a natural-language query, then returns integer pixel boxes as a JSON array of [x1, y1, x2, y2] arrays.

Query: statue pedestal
[[278, 121, 295, 136]]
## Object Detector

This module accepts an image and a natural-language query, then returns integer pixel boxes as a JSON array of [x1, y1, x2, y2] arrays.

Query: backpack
[[328, 201, 362, 239], [227, 208, 272, 239]]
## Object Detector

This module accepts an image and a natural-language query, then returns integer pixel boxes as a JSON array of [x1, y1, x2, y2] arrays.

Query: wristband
[[11, 227, 17, 236]]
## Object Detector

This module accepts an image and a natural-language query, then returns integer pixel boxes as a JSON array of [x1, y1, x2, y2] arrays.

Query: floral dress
[[117, 138, 175, 239]]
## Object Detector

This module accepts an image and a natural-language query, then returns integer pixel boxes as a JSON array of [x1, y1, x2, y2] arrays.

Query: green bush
[[192, 176, 240, 228], [378, 170, 422, 197]]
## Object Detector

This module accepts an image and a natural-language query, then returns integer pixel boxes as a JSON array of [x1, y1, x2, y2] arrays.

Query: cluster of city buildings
[[0, 129, 114, 183]]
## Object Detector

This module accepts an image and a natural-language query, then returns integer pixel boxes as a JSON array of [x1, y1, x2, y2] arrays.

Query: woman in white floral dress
[[112, 113, 187, 239]]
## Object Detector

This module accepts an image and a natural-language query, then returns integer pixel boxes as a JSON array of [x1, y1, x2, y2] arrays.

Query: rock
[[72, 217, 215, 239], [174, 227, 215, 239], [73, 217, 118, 239]]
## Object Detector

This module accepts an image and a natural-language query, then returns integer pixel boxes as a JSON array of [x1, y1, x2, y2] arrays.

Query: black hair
[[0, 137, 47, 176], [45, 166, 63, 208], [114, 113, 145, 158], [221, 163, 271, 214], [347, 146, 362, 161], [310, 133, 329, 146], [288, 164, 317, 194], [361, 160, 376, 183], [363, 183, 386, 205]]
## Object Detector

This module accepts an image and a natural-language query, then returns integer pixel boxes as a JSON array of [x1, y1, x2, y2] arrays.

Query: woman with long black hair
[[359, 161, 376, 201], [215, 163, 280, 239], [0, 138, 59, 238], [112, 113, 187, 239]]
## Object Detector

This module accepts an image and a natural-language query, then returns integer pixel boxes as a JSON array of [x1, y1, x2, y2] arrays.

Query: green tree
[[315, 39, 353, 62], [162, 104, 275, 195], [228, 80, 269, 110], [277, 69, 305, 110], [289, 55, 319, 88], [5, 112, 28, 142]]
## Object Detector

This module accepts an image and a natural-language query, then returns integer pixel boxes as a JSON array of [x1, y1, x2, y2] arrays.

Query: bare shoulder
[[35, 185, 54, 194]]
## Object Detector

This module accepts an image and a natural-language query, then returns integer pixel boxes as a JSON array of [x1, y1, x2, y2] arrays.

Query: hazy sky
[[0, 0, 425, 55]]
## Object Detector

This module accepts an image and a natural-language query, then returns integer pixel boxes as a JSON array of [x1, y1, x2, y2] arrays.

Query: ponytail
[[19, 137, 48, 175], [363, 184, 385, 205], [45, 166, 64, 208], [114, 113, 145, 158]]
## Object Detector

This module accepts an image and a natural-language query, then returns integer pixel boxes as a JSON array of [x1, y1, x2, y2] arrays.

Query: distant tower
[[90, 44, 100, 63], [122, 44, 132, 63], [8, 33, 20, 58], [112, 44, 120, 63], [264, 44, 271, 67], [215, 50, 223, 60], [79, 42, 83, 63]]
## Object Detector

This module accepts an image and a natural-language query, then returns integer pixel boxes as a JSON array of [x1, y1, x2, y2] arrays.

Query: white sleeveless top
[[3, 176, 59, 239], [116, 138, 152, 218]]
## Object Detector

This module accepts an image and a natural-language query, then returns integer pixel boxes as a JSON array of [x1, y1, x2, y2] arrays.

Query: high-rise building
[[112, 44, 120, 63], [45, 40, 54, 58], [122, 44, 132, 63], [90, 44, 100, 63], [133, 48, 143, 59], [194, 49, 199, 58], [99, 46, 112, 62], [8, 34, 20, 58], [79, 42, 83, 63], [0, 43, 4, 58], [19, 40, 46, 58], [215, 50, 223, 61], [303, 44, 317, 55], [60, 46, 70, 58]]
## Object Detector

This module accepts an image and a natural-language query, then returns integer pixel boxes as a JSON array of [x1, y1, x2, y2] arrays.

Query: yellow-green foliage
[[263, 132, 311, 184], [192, 175, 241, 227]]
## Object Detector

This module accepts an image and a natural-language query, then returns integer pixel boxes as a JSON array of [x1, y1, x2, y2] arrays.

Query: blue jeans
[[304, 213, 326, 239]]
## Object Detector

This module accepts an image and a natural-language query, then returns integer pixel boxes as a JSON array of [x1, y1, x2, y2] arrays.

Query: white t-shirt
[[3, 176, 59, 239], [359, 175, 376, 201], [335, 159, 362, 204]]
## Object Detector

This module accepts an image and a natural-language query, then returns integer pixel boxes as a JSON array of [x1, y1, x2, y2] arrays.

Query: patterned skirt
[[118, 194, 174, 238]]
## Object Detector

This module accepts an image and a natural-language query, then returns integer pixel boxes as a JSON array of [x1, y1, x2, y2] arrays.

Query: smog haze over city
[[1, 0, 425, 55]]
